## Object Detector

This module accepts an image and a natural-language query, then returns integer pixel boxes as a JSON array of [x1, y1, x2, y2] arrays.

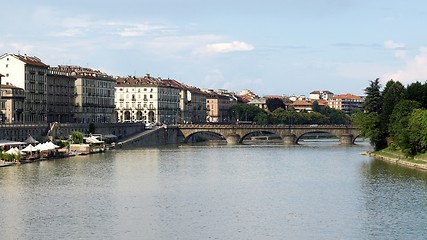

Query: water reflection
[[360, 158, 427, 240], [0, 143, 427, 239]]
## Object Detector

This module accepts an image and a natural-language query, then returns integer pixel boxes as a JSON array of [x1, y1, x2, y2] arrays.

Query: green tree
[[353, 112, 387, 150], [406, 81, 427, 108], [408, 109, 427, 154], [356, 78, 388, 150], [266, 98, 286, 112], [71, 131, 84, 144], [382, 80, 406, 118], [389, 100, 421, 155], [312, 100, 321, 113], [229, 104, 265, 123], [363, 78, 382, 113], [254, 112, 269, 124]]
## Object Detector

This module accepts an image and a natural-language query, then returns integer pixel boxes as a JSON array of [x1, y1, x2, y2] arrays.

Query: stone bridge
[[176, 124, 361, 145]]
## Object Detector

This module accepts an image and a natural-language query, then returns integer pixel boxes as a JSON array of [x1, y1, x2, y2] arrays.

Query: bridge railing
[[176, 124, 356, 129]]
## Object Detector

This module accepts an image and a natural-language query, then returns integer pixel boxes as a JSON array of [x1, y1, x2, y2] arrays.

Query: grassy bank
[[369, 148, 427, 171]]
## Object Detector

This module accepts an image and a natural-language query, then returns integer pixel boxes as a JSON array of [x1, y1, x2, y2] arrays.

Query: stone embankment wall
[[370, 153, 427, 171], [117, 126, 181, 148], [0, 123, 144, 142]]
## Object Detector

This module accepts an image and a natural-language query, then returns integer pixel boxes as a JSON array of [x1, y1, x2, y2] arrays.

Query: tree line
[[228, 98, 351, 125], [353, 78, 427, 156]]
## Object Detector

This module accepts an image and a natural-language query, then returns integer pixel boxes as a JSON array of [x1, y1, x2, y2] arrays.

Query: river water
[[1, 141, 427, 240]]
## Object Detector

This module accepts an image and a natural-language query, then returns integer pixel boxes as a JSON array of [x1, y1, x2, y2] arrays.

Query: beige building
[[248, 98, 268, 110], [115, 76, 180, 124], [0, 83, 25, 123], [162, 79, 207, 123], [204, 90, 235, 123], [50, 66, 115, 123], [328, 93, 363, 113], [0, 54, 49, 122], [47, 69, 76, 123]]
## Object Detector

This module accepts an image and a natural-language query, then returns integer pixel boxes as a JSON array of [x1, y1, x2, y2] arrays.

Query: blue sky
[[1, 0, 427, 96]]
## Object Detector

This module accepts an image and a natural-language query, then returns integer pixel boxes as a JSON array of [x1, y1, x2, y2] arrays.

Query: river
[[1, 141, 427, 240]]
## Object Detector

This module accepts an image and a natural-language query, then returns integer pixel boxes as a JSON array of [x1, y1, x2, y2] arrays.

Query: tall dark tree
[[266, 98, 286, 112], [355, 78, 388, 150], [312, 100, 321, 113], [406, 81, 427, 108], [381, 80, 406, 118], [363, 78, 382, 113]]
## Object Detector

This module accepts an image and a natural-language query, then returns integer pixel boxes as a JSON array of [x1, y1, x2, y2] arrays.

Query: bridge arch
[[296, 131, 339, 144], [177, 124, 360, 146], [240, 131, 281, 143], [182, 130, 226, 144]]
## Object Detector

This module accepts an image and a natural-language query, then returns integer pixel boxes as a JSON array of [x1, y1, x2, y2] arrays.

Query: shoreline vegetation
[[367, 148, 427, 172]]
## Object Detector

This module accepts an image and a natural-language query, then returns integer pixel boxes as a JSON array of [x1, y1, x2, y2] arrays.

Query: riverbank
[[368, 148, 427, 171]]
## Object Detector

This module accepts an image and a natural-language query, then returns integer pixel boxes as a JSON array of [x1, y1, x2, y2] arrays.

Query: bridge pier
[[225, 134, 241, 145], [339, 134, 354, 145], [282, 134, 297, 145]]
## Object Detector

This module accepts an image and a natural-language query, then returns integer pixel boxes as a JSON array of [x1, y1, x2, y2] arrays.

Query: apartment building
[[50, 65, 115, 123], [0, 83, 25, 123], [248, 98, 268, 110], [0, 53, 49, 122], [328, 94, 363, 113], [204, 90, 236, 123], [115, 75, 180, 124], [162, 79, 207, 124], [0, 73, 3, 121], [47, 69, 76, 123], [309, 90, 334, 101]]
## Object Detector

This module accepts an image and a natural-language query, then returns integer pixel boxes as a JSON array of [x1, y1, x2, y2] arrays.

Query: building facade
[[47, 70, 76, 123], [50, 66, 115, 123], [162, 79, 207, 124], [248, 98, 268, 110], [0, 83, 25, 123], [0, 54, 49, 122], [205, 90, 235, 123], [328, 94, 363, 113], [115, 76, 180, 124], [309, 90, 334, 101]]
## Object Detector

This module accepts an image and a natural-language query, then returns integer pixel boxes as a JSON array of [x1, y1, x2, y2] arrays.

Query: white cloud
[[54, 28, 83, 37], [203, 41, 254, 54], [384, 47, 427, 84], [384, 40, 405, 49], [115, 24, 170, 37]]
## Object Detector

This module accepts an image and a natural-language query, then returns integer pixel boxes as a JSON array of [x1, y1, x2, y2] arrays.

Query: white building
[[309, 90, 334, 101], [115, 75, 180, 124], [0, 53, 49, 122]]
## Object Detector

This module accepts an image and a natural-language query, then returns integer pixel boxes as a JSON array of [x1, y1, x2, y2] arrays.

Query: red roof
[[332, 94, 362, 99], [13, 54, 49, 68]]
